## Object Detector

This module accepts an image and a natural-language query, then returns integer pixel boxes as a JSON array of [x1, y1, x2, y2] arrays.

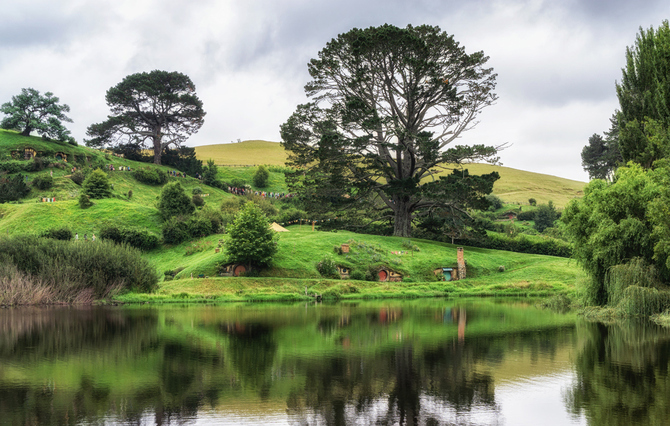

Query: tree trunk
[[21, 127, 32, 136], [393, 201, 413, 237], [153, 134, 162, 165]]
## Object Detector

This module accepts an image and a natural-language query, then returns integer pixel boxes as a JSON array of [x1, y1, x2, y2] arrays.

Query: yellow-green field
[[195, 140, 586, 208], [195, 140, 287, 166]]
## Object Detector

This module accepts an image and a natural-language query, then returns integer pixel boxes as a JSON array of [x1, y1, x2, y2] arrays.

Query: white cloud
[[1, 0, 668, 181]]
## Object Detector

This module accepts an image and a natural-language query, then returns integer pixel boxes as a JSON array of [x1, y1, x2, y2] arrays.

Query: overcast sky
[[2, 0, 668, 182]]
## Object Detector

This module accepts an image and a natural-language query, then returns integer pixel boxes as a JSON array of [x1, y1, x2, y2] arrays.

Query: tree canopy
[[280, 24, 500, 237], [616, 20, 670, 168], [86, 70, 205, 165], [0, 88, 73, 142], [562, 162, 670, 305]]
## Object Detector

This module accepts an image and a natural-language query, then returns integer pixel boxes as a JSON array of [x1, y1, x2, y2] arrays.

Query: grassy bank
[[114, 273, 580, 304]]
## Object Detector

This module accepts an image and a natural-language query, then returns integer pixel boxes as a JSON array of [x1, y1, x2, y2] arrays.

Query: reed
[[0, 235, 158, 304]]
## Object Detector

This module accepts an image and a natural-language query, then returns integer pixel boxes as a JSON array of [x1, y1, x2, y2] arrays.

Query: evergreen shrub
[[133, 167, 168, 185], [32, 174, 53, 190], [0, 174, 30, 203], [82, 169, 111, 199], [99, 225, 159, 251], [40, 227, 73, 240]]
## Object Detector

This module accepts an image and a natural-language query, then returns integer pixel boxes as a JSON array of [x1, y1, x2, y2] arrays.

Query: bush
[[192, 194, 205, 207], [516, 210, 535, 221], [99, 225, 159, 251], [70, 170, 85, 185], [485, 194, 504, 211], [225, 202, 278, 267], [316, 257, 340, 278], [0, 235, 158, 300], [0, 174, 30, 203], [40, 227, 73, 241], [198, 206, 224, 234], [0, 160, 27, 174], [78, 193, 93, 209], [31, 174, 53, 190], [529, 198, 537, 206], [133, 167, 168, 185], [158, 181, 195, 220], [365, 265, 379, 282], [192, 187, 203, 195], [460, 232, 572, 258], [82, 169, 112, 199], [350, 270, 365, 281], [534, 201, 559, 233], [230, 178, 246, 188], [127, 189, 133, 199], [162, 217, 190, 245], [253, 165, 270, 188], [186, 215, 213, 238]]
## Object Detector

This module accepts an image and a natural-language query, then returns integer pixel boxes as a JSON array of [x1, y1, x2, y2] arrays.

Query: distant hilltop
[[193, 140, 585, 208]]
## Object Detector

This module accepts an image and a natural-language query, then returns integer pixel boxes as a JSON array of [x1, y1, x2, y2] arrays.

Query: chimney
[[457, 247, 466, 280]]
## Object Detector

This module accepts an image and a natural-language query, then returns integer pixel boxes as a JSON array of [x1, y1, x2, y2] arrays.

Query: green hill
[[0, 130, 585, 302], [195, 140, 585, 208], [0, 129, 232, 237]]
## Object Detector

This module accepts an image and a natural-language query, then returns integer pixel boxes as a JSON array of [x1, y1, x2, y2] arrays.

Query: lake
[[1, 299, 669, 425]]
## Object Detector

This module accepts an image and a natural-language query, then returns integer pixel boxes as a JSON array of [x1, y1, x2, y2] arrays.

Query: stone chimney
[[457, 247, 466, 280]]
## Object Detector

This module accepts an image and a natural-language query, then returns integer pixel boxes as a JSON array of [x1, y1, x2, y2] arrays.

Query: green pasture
[[195, 140, 586, 208]]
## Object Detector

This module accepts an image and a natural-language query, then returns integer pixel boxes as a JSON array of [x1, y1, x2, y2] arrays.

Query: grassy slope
[[135, 226, 583, 302], [0, 130, 232, 236], [195, 140, 585, 208]]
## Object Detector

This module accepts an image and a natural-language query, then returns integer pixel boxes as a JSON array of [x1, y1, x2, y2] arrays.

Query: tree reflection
[[566, 320, 670, 425]]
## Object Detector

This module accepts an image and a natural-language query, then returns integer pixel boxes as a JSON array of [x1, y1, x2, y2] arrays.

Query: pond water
[[1, 299, 669, 425]]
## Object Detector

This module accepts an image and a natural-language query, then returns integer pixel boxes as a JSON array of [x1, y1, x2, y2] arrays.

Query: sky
[[1, 0, 668, 182]]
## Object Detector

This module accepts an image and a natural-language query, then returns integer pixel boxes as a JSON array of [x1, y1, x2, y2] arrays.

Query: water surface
[[1, 299, 668, 425]]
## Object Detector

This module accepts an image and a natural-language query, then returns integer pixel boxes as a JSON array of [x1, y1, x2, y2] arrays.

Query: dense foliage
[[40, 227, 73, 241], [132, 167, 168, 185], [31, 173, 53, 190], [616, 20, 670, 168], [562, 163, 670, 305], [86, 70, 206, 165], [82, 169, 112, 199], [253, 165, 269, 188], [0, 174, 30, 203], [0, 235, 158, 300], [281, 24, 499, 237], [99, 225, 159, 251], [158, 181, 195, 220], [581, 128, 621, 181], [224, 202, 278, 267], [533, 201, 559, 233]]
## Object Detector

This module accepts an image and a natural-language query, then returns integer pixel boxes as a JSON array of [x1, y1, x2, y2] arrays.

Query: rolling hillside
[[195, 140, 586, 208]]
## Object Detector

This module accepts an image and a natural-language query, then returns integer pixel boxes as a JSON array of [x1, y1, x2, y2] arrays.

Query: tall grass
[[0, 235, 158, 304]]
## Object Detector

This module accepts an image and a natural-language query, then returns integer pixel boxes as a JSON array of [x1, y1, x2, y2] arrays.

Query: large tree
[[86, 70, 205, 165], [0, 88, 73, 141], [280, 24, 500, 237], [581, 119, 622, 181], [616, 20, 670, 168]]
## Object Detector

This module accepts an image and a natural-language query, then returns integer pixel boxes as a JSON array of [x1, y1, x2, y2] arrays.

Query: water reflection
[[0, 301, 661, 425], [566, 320, 670, 426]]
